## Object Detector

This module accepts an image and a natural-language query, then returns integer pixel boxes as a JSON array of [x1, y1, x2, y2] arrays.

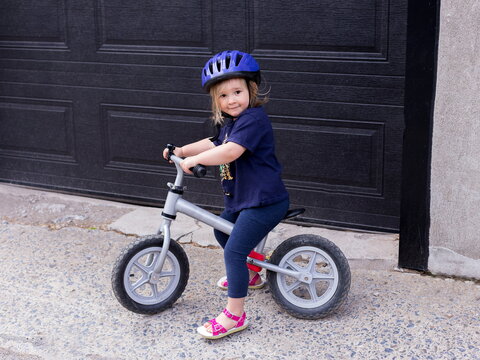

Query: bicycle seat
[[283, 208, 305, 220]]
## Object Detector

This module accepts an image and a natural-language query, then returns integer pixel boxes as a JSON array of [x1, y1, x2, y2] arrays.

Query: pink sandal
[[197, 308, 248, 339], [217, 273, 266, 290]]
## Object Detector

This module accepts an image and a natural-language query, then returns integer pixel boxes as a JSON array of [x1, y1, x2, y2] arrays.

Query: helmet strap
[[221, 111, 235, 120]]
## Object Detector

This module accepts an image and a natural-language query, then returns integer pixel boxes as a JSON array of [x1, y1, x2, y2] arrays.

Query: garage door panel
[[90, 100, 219, 197], [0, 0, 68, 50], [94, 0, 212, 54], [274, 120, 383, 196], [251, 0, 388, 60], [251, 0, 407, 77], [0, 96, 76, 163], [100, 104, 207, 174]]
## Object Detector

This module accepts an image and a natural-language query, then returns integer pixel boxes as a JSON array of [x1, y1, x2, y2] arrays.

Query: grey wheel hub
[[276, 246, 339, 309], [123, 247, 181, 305]]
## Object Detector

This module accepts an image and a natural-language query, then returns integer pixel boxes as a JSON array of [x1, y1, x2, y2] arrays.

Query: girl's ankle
[[249, 272, 261, 283]]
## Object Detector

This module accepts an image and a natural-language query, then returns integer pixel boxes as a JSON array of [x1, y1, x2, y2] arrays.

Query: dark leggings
[[214, 198, 289, 298]]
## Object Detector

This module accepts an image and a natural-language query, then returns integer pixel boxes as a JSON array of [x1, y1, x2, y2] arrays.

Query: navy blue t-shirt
[[213, 106, 289, 212]]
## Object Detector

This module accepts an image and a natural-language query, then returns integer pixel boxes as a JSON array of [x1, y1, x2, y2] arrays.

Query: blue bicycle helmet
[[202, 50, 261, 92]]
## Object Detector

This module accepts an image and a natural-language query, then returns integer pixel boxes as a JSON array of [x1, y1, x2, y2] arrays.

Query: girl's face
[[216, 78, 250, 118]]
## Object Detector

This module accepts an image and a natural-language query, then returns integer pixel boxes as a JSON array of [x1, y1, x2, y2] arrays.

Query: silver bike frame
[[151, 155, 304, 282]]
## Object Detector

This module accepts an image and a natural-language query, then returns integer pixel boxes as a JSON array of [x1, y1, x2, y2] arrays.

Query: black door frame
[[399, 0, 441, 270]]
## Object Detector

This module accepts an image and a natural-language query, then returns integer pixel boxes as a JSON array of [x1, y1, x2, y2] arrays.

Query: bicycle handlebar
[[190, 164, 207, 178], [169, 154, 207, 178]]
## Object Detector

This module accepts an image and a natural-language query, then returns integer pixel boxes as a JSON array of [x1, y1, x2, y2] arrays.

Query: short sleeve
[[212, 125, 227, 146], [227, 113, 267, 153], [212, 137, 222, 146]]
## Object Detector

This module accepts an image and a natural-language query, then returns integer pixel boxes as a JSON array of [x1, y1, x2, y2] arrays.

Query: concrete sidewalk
[[0, 183, 399, 271], [1, 184, 479, 360]]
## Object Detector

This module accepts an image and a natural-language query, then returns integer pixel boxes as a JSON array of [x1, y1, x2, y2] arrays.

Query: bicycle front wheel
[[111, 235, 189, 314]]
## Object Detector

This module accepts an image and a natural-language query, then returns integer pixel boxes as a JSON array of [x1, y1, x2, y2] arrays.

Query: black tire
[[267, 234, 351, 319], [111, 235, 189, 315]]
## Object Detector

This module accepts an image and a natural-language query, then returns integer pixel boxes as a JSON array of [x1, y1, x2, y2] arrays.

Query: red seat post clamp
[[247, 250, 265, 272]]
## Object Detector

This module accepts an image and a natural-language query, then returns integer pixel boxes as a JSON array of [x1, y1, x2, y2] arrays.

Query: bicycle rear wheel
[[267, 234, 350, 319]]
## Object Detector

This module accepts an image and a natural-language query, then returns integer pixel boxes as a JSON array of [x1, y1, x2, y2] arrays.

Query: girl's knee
[[223, 244, 247, 264]]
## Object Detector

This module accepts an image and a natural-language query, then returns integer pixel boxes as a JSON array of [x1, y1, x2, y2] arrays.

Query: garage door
[[0, 1, 407, 231]]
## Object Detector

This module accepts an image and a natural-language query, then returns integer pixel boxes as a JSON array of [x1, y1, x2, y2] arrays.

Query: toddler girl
[[163, 50, 289, 339]]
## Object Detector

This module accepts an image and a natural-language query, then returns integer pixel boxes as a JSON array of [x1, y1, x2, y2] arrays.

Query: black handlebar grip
[[166, 144, 176, 161], [190, 164, 207, 178]]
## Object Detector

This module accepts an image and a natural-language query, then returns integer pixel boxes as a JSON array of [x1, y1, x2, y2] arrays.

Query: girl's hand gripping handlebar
[[165, 144, 207, 178], [186, 162, 207, 178]]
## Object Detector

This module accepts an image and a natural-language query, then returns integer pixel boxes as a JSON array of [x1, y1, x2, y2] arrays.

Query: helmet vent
[[208, 62, 214, 75], [225, 55, 231, 69], [235, 54, 243, 66], [215, 60, 221, 72]]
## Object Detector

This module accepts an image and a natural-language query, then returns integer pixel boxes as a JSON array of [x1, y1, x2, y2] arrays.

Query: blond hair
[[209, 78, 269, 125]]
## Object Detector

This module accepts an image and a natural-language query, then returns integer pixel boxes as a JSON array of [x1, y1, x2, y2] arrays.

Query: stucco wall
[[429, 0, 480, 278]]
